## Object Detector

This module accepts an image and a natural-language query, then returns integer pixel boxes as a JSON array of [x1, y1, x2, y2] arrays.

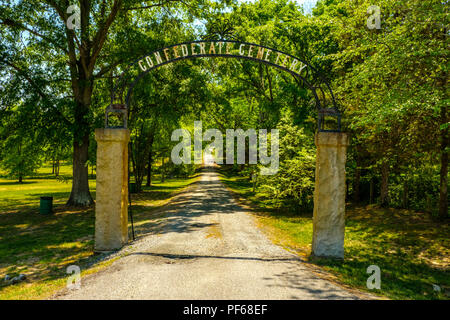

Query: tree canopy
[[0, 0, 447, 218]]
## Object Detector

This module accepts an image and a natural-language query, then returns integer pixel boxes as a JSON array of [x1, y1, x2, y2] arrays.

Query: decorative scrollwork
[[110, 39, 341, 132]]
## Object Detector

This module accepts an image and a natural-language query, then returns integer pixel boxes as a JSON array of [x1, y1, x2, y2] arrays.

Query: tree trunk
[[67, 133, 93, 206], [426, 194, 433, 213], [67, 58, 94, 206], [439, 104, 448, 219], [252, 172, 257, 193], [18, 174, 23, 184], [146, 151, 153, 187], [146, 135, 154, 187], [353, 151, 361, 203], [380, 162, 389, 207], [161, 156, 165, 183], [369, 178, 374, 204], [130, 141, 142, 192], [346, 180, 349, 199], [353, 168, 360, 203], [55, 159, 60, 176], [402, 178, 409, 209]]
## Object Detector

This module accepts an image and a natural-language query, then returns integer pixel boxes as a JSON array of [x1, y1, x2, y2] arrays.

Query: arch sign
[[97, 39, 348, 259], [110, 39, 341, 132], [137, 40, 308, 78]]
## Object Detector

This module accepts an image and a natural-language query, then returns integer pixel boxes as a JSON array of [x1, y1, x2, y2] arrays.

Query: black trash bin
[[39, 196, 53, 214], [129, 183, 137, 194]]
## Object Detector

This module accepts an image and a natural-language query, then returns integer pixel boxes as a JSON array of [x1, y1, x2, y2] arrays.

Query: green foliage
[[388, 169, 444, 213], [163, 161, 197, 178], [0, 134, 41, 182], [0, 99, 44, 182], [0, 0, 448, 299], [311, 0, 448, 214], [258, 109, 316, 210]]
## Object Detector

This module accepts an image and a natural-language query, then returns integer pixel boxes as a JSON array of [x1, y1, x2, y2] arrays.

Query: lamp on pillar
[[318, 108, 341, 132], [105, 103, 128, 129]]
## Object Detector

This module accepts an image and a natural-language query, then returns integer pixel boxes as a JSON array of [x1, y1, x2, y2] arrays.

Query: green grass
[[0, 163, 198, 300], [220, 170, 450, 300], [0, 164, 90, 213]]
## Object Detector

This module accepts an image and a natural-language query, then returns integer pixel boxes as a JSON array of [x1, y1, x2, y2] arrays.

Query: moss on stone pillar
[[94, 128, 130, 251], [312, 132, 349, 258]]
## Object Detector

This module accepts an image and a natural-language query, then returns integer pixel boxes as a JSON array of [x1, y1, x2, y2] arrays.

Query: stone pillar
[[94, 128, 130, 251], [312, 132, 349, 258]]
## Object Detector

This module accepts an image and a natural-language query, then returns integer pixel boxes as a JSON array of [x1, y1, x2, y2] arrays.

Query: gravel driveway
[[53, 167, 371, 300]]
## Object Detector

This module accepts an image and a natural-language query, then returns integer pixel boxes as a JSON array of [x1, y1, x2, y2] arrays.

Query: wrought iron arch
[[106, 40, 341, 132]]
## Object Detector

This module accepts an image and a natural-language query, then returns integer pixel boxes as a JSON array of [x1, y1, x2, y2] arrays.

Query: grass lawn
[[0, 163, 198, 300], [219, 170, 450, 300]]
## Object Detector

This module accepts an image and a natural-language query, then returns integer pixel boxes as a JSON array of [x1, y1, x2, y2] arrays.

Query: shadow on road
[[133, 166, 245, 237], [129, 251, 301, 262]]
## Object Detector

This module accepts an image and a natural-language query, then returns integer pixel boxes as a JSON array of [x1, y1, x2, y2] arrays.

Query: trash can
[[129, 183, 137, 194], [39, 196, 53, 214]]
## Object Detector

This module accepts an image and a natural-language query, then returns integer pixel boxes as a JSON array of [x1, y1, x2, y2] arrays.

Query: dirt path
[[53, 167, 371, 300]]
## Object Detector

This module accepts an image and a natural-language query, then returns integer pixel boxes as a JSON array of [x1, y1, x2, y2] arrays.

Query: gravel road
[[53, 167, 370, 300]]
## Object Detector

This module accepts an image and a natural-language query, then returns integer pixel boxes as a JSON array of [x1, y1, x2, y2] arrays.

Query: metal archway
[[106, 39, 341, 132]]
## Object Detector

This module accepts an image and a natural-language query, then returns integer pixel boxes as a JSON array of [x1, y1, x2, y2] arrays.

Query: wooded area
[[0, 0, 448, 301], [1, 0, 447, 218]]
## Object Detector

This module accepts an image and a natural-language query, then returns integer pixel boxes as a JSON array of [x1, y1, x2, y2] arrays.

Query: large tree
[[0, 0, 206, 205]]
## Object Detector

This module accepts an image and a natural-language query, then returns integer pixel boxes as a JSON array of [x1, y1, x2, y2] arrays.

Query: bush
[[258, 109, 316, 212], [388, 168, 442, 214]]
